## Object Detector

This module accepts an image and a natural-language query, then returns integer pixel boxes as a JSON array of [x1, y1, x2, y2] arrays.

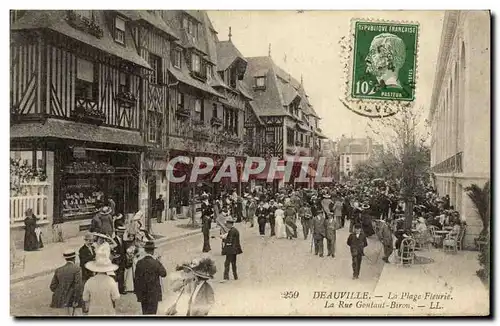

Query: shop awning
[[10, 119, 145, 147], [315, 129, 328, 139], [296, 123, 310, 132]]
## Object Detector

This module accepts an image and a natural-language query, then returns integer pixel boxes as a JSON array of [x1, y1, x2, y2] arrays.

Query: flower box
[[176, 108, 190, 118], [115, 92, 137, 107], [72, 104, 106, 126], [210, 117, 223, 127]]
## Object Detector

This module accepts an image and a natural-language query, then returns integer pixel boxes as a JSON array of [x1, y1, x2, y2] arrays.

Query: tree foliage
[[367, 104, 431, 227], [465, 180, 490, 237]]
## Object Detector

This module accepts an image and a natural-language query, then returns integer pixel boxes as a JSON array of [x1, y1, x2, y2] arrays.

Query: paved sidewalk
[[10, 218, 205, 284], [372, 248, 489, 316]]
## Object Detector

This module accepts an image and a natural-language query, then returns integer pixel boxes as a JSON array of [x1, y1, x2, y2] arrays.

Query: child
[[346, 224, 368, 279]]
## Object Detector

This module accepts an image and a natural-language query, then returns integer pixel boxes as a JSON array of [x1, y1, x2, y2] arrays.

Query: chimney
[[268, 43, 271, 57], [228, 26, 232, 41]]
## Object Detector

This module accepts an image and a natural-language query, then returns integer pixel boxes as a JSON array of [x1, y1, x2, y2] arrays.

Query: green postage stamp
[[350, 20, 419, 102]]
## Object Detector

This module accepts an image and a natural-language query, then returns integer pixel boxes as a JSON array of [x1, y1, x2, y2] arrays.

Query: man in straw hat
[[50, 249, 83, 315], [220, 217, 242, 282], [82, 247, 120, 315], [376, 219, 394, 263], [134, 241, 167, 315]]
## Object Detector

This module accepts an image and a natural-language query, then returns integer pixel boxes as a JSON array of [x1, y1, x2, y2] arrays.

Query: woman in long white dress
[[274, 203, 286, 239]]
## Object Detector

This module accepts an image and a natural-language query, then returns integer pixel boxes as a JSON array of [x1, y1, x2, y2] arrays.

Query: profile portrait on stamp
[[350, 20, 419, 102]]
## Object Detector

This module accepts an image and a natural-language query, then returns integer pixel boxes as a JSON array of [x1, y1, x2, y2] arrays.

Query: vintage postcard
[[9, 10, 490, 317]]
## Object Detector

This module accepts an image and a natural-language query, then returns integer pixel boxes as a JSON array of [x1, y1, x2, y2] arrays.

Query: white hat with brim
[[93, 233, 112, 241], [85, 260, 118, 273]]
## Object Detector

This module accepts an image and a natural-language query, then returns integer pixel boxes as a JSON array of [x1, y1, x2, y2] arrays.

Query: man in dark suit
[[78, 233, 95, 284], [50, 250, 83, 315], [255, 200, 268, 236], [312, 208, 326, 257], [347, 224, 368, 279], [221, 217, 242, 282], [155, 195, 165, 223], [112, 226, 127, 294], [134, 241, 167, 315]]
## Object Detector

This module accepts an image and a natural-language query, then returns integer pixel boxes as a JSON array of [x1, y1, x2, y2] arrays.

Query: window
[[149, 54, 162, 84], [119, 73, 130, 93], [183, 16, 198, 39], [74, 10, 94, 20], [115, 16, 126, 44], [171, 48, 182, 69], [194, 99, 204, 122], [229, 66, 237, 88], [148, 111, 161, 143], [212, 104, 218, 118], [177, 92, 184, 110], [75, 58, 96, 101], [191, 53, 201, 73], [287, 128, 294, 146], [206, 65, 212, 80], [255, 77, 266, 88], [346, 157, 350, 164], [266, 131, 275, 144]]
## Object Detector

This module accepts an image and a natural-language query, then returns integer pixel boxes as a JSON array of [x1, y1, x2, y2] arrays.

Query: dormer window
[[229, 66, 237, 88], [206, 65, 212, 80], [171, 48, 182, 69], [115, 16, 125, 44], [182, 16, 198, 40], [254, 76, 266, 90], [191, 53, 201, 73]]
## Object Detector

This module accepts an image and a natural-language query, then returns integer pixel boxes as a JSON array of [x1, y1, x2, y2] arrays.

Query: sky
[[208, 10, 445, 142]]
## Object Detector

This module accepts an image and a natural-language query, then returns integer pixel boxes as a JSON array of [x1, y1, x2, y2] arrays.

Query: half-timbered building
[[242, 55, 327, 190], [9, 10, 165, 243]]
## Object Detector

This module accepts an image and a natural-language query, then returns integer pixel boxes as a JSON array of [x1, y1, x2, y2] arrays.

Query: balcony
[[431, 152, 463, 174], [192, 121, 211, 141], [72, 98, 105, 125]]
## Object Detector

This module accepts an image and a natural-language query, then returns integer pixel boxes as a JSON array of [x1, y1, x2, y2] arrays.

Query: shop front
[[58, 146, 140, 223]]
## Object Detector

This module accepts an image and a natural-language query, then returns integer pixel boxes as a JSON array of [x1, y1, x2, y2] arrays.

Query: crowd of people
[[45, 178, 465, 316]]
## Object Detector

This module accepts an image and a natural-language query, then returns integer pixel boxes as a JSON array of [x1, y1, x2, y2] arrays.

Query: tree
[[368, 104, 431, 228]]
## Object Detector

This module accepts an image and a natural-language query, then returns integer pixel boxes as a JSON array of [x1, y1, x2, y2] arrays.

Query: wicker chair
[[400, 238, 416, 266], [457, 225, 466, 251], [443, 230, 460, 253], [428, 225, 441, 246]]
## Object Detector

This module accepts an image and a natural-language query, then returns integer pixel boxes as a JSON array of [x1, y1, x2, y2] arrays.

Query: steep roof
[[216, 40, 247, 72], [10, 10, 151, 69], [161, 10, 209, 56], [243, 56, 289, 117], [117, 10, 178, 40]]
